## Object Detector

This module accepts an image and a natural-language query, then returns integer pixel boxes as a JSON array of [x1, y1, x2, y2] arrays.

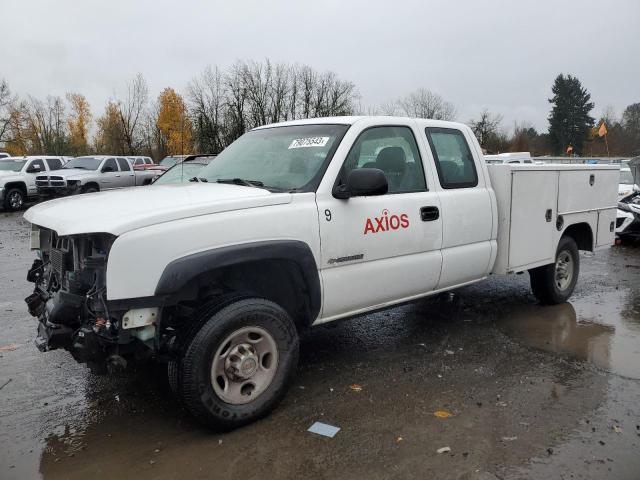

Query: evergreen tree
[[547, 74, 594, 155]]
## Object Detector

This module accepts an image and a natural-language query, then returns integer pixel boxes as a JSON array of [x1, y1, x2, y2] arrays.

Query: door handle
[[420, 206, 439, 221]]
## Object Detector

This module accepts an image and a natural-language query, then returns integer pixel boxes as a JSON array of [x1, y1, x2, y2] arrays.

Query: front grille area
[[35, 176, 66, 187], [50, 248, 67, 276]]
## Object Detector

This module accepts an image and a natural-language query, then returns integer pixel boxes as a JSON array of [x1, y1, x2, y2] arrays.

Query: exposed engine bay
[[25, 226, 151, 372]]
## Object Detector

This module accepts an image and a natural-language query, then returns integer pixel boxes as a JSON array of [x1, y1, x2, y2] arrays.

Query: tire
[[177, 298, 299, 430], [3, 187, 25, 211], [82, 185, 99, 194], [529, 236, 580, 305]]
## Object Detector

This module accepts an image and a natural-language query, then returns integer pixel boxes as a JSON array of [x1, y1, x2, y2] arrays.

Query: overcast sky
[[1, 0, 638, 132]]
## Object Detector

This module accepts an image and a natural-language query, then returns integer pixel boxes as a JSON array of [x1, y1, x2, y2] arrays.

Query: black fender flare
[[154, 240, 321, 321]]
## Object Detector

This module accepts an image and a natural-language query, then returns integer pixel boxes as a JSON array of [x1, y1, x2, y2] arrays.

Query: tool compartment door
[[558, 169, 619, 213], [508, 170, 559, 268]]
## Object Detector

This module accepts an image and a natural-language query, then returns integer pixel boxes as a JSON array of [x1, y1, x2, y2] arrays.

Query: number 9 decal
[[325, 209, 332, 222]]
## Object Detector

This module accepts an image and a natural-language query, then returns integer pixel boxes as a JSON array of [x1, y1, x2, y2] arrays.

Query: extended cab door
[[422, 126, 494, 288], [116, 157, 136, 187], [315, 119, 443, 321]]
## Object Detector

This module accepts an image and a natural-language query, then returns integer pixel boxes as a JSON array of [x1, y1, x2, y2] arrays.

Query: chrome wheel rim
[[555, 250, 574, 291], [211, 326, 279, 405], [8, 191, 23, 209]]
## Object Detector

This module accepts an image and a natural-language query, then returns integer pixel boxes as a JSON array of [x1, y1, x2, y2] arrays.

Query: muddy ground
[[1, 210, 639, 480]]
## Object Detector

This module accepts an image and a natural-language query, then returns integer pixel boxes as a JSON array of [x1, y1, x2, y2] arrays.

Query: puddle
[[499, 288, 640, 379]]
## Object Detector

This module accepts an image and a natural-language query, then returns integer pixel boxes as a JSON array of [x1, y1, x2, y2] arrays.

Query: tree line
[[0, 64, 638, 159]]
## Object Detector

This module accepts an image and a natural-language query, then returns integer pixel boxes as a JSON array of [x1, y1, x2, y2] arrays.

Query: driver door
[[315, 121, 443, 321], [24, 158, 45, 197]]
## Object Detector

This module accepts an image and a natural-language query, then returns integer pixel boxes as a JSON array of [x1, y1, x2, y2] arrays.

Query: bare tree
[[469, 109, 503, 150], [397, 88, 456, 120], [21, 95, 68, 154], [0, 79, 14, 146], [117, 73, 149, 154], [188, 65, 227, 153]]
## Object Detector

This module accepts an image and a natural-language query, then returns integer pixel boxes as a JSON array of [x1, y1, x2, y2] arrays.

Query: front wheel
[[176, 298, 299, 430], [529, 236, 580, 304], [3, 187, 25, 211]]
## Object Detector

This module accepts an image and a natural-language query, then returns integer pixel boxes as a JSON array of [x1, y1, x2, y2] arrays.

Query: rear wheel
[[3, 187, 25, 211], [529, 236, 579, 304], [175, 298, 299, 430]]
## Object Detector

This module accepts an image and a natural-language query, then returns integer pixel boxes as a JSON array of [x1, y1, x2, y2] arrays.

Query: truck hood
[[43, 168, 96, 179], [24, 184, 292, 236]]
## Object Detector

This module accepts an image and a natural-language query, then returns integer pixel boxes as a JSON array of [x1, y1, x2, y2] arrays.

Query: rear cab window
[[117, 158, 131, 171], [425, 127, 478, 189], [46, 158, 62, 170]]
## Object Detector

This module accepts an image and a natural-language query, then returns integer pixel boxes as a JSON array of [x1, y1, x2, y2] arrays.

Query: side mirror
[[26, 165, 42, 173], [333, 168, 388, 199], [102, 166, 115, 173]]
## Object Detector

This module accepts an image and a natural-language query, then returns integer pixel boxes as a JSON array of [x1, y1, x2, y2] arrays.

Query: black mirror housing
[[333, 168, 388, 199], [27, 166, 42, 173], [102, 167, 114, 173]]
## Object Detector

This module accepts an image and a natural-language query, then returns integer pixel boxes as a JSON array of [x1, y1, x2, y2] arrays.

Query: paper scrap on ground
[[308, 422, 340, 438], [349, 384, 363, 392], [436, 446, 451, 454], [433, 410, 453, 418]]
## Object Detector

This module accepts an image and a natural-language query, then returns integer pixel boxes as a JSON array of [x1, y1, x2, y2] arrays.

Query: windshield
[[620, 169, 635, 185], [64, 156, 102, 170], [154, 163, 207, 185], [0, 159, 27, 172], [198, 124, 348, 191], [159, 156, 181, 167]]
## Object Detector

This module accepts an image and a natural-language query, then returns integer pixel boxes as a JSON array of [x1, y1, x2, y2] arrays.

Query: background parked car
[[0, 156, 68, 210], [36, 155, 158, 197], [127, 156, 157, 170], [618, 164, 638, 199], [0, 152, 10, 159], [152, 155, 217, 185], [154, 155, 190, 172]]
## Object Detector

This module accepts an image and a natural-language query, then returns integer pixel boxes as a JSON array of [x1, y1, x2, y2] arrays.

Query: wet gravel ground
[[1, 210, 640, 479]]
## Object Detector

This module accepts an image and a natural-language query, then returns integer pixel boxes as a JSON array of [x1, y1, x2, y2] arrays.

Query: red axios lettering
[[363, 210, 410, 235]]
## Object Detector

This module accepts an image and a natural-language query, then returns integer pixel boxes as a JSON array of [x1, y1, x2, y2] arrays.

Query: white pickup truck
[[23, 116, 618, 430], [35, 155, 157, 197], [0, 156, 68, 210]]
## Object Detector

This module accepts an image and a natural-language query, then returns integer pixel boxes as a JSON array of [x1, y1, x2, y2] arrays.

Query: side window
[[425, 128, 478, 189], [30, 159, 45, 172], [145, 158, 153, 165], [46, 158, 62, 170], [339, 126, 427, 194], [117, 158, 131, 171], [134, 158, 143, 165], [103, 158, 117, 172]]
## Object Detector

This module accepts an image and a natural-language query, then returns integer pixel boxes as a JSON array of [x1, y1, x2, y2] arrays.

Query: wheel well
[[82, 182, 100, 191], [4, 181, 27, 195], [562, 222, 593, 251], [179, 259, 316, 331]]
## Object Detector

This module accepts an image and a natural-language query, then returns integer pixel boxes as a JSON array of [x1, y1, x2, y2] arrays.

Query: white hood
[[42, 168, 95, 179], [24, 184, 292, 236], [0, 170, 22, 182]]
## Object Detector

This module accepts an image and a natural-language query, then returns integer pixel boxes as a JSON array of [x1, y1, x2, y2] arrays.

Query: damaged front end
[[25, 226, 153, 373], [617, 191, 640, 241]]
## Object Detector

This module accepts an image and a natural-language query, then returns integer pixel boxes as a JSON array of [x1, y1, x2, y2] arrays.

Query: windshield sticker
[[288, 137, 330, 149]]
